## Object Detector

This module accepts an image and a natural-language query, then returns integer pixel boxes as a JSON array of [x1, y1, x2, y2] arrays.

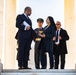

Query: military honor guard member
[[34, 18, 47, 69]]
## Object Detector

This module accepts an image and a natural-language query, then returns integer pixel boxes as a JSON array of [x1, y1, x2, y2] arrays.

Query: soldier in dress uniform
[[34, 18, 47, 69]]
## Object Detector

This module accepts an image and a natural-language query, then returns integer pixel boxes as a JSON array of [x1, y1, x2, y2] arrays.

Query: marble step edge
[[1, 73, 76, 75], [2, 69, 76, 73]]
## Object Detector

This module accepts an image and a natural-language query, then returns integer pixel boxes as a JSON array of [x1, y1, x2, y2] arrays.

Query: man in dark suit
[[53, 21, 69, 69], [16, 7, 34, 69], [34, 18, 47, 69]]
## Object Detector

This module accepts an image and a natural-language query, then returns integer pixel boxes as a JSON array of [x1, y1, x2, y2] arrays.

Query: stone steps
[[1, 69, 76, 75]]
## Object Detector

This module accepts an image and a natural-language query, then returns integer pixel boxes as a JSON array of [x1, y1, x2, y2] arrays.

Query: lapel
[[22, 14, 32, 26], [22, 14, 28, 20], [59, 28, 63, 36], [44, 25, 51, 33]]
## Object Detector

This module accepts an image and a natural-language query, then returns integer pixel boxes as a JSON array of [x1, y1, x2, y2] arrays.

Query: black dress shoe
[[23, 67, 32, 69], [49, 67, 53, 69], [18, 67, 23, 70], [36, 67, 40, 69], [41, 66, 46, 69], [36, 68, 40, 69]]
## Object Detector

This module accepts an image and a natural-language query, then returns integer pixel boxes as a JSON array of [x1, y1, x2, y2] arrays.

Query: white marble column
[[3, 0, 17, 69], [64, 0, 76, 69], [0, 60, 3, 73], [0, 0, 4, 62]]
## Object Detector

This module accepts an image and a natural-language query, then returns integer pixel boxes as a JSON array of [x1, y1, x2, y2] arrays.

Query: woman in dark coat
[[39, 16, 56, 69]]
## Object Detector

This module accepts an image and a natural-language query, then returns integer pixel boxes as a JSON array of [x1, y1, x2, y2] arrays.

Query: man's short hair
[[24, 6, 31, 12], [56, 21, 61, 25]]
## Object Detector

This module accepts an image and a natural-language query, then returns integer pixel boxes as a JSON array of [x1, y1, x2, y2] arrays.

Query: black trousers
[[41, 41, 53, 69], [40, 49, 47, 69], [34, 49, 47, 69], [54, 54, 65, 69], [34, 49, 40, 69], [18, 38, 31, 68]]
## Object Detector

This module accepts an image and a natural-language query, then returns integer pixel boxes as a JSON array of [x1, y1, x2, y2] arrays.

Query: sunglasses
[[56, 24, 60, 25]]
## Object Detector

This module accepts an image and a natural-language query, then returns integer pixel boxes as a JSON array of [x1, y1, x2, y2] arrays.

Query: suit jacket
[[15, 14, 32, 39], [34, 28, 44, 50], [44, 26, 55, 43], [44, 25, 55, 39], [43, 25, 56, 51], [53, 28, 69, 55]]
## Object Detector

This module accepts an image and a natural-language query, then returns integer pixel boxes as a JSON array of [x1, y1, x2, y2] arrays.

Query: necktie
[[26, 15, 29, 19], [56, 30, 59, 42]]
